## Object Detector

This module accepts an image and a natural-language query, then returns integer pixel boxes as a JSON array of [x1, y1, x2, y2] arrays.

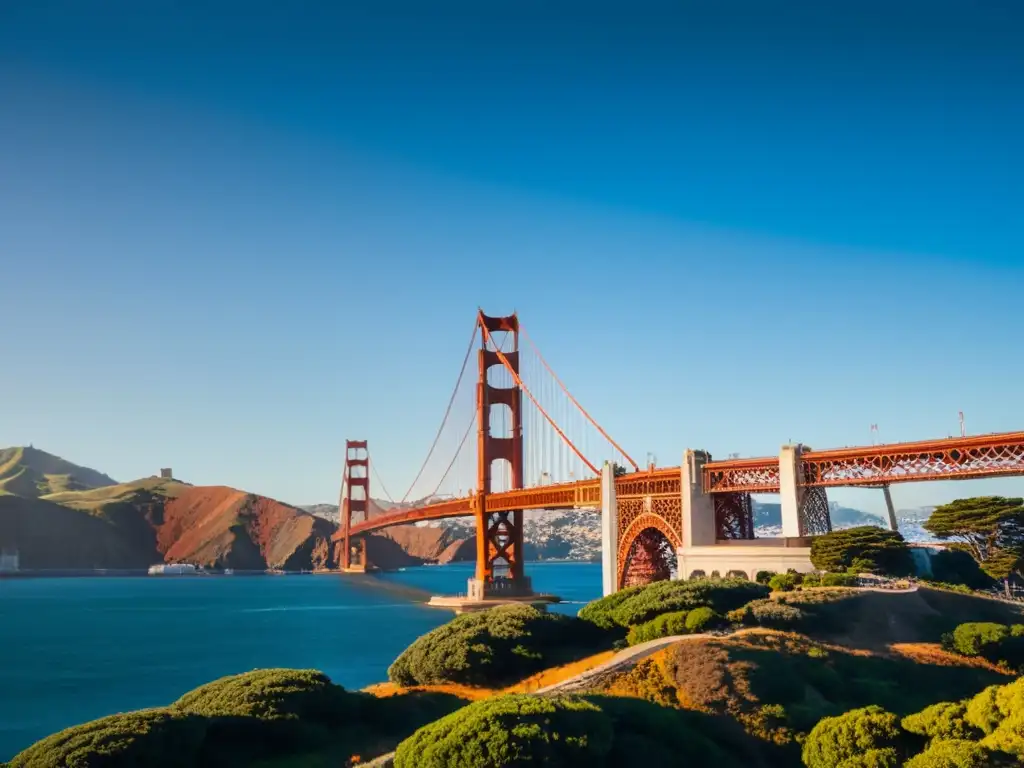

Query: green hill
[[42, 476, 190, 512], [0, 446, 118, 498]]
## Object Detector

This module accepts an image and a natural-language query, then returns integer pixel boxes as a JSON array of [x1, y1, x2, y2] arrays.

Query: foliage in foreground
[[803, 676, 1024, 767], [924, 497, 1024, 583], [394, 692, 775, 768], [388, 604, 608, 687], [809, 526, 914, 576], [578, 577, 768, 630], [625, 606, 724, 645], [928, 548, 996, 591], [8, 669, 467, 768], [599, 630, 1007, 758], [942, 621, 1024, 672]]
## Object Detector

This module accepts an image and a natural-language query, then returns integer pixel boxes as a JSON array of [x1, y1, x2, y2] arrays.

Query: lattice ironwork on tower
[[799, 486, 832, 536], [714, 492, 755, 539]]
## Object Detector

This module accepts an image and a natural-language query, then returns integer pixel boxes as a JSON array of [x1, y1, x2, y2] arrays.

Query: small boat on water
[[223, 568, 235, 576], [148, 563, 199, 576]]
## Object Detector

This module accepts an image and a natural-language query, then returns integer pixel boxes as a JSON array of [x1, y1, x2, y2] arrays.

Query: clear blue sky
[[1, 1, 1022, 514]]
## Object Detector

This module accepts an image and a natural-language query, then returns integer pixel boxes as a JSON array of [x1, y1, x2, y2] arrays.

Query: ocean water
[[0, 561, 600, 760]]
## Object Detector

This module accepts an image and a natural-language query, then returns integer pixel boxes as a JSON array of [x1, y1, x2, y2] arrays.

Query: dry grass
[[363, 681, 492, 701], [890, 642, 1012, 673], [362, 648, 619, 701], [505, 650, 618, 693]]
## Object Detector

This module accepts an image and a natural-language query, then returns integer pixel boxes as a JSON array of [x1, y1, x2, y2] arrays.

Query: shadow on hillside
[[662, 631, 1008, 736], [781, 587, 1024, 651]]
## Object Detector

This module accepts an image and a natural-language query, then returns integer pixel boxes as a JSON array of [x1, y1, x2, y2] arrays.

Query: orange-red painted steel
[[703, 432, 1024, 493], [800, 431, 1024, 488], [343, 431, 1024, 540], [476, 311, 527, 586]]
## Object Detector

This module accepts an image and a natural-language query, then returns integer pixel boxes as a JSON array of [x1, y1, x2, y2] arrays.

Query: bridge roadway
[[346, 430, 1024, 537]]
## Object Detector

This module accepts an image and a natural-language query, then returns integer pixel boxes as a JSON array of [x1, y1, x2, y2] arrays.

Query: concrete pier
[[426, 593, 560, 615]]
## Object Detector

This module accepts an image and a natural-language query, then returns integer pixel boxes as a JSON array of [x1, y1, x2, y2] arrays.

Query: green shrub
[[388, 604, 604, 687], [810, 526, 914, 576], [581, 578, 769, 630], [394, 694, 614, 767], [949, 623, 1011, 657], [769, 573, 801, 592], [9, 670, 469, 768], [8, 709, 209, 768], [396, 693, 775, 768], [577, 584, 647, 629], [902, 701, 978, 741], [904, 738, 1004, 768], [685, 606, 720, 633], [730, 599, 806, 630], [801, 572, 822, 587], [801, 705, 911, 768], [925, 581, 975, 594], [172, 669, 355, 724], [626, 610, 689, 646], [980, 708, 1024, 759], [821, 572, 860, 587], [755, 570, 776, 585]]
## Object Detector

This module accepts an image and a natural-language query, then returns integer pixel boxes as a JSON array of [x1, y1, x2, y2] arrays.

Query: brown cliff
[[158, 486, 336, 570], [0, 476, 335, 571]]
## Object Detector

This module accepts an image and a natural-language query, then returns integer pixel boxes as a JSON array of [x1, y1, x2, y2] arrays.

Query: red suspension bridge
[[334, 311, 1024, 598]]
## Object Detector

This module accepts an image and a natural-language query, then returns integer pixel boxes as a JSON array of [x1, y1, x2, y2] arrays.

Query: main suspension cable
[[400, 319, 479, 503], [521, 324, 640, 471], [428, 412, 477, 499], [368, 453, 396, 506]]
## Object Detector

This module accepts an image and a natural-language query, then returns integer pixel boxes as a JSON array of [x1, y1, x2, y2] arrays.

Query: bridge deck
[[339, 430, 1024, 538]]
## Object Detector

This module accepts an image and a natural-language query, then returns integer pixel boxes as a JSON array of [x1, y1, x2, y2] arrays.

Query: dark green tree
[[809, 526, 914, 575], [924, 497, 1024, 596]]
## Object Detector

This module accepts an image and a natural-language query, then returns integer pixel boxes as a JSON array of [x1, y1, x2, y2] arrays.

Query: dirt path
[[536, 627, 772, 694]]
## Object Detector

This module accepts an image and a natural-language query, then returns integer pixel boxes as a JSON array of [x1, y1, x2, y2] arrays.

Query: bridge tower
[[340, 440, 369, 571], [468, 312, 531, 600]]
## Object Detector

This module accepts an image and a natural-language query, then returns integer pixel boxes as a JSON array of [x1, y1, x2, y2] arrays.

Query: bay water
[[0, 561, 600, 760]]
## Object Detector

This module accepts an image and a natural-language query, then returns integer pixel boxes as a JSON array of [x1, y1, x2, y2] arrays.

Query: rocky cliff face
[[157, 486, 336, 570], [0, 476, 336, 571]]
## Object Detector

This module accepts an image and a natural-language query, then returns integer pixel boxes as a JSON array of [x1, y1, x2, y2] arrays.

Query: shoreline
[[0, 559, 598, 580]]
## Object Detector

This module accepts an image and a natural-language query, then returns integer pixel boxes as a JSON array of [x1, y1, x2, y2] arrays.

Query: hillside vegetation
[[0, 449, 337, 570], [0, 447, 116, 498], [6, 669, 467, 768], [13, 573, 1024, 767]]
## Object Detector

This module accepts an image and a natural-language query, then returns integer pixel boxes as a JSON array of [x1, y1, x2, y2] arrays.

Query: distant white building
[[0, 549, 19, 573]]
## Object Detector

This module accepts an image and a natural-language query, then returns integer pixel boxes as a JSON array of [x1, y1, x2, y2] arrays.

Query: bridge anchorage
[[333, 310, 1024, 606]]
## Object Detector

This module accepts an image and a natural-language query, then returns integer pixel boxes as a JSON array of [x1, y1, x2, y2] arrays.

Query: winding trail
[[536, 627, 765, 694]]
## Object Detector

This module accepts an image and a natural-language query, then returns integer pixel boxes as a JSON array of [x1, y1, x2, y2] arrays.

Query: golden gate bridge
[[334, 310, 1024, 601]]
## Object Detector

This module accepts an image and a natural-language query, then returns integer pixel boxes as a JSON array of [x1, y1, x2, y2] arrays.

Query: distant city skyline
[[1, 1, 1022, 515]]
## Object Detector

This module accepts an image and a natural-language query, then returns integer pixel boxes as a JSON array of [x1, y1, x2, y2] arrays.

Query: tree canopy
[[924, 497, 1024, 581], [387, 604, 606, 687], [394, 693, 773, 768], [809, 526, 914, 575]]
